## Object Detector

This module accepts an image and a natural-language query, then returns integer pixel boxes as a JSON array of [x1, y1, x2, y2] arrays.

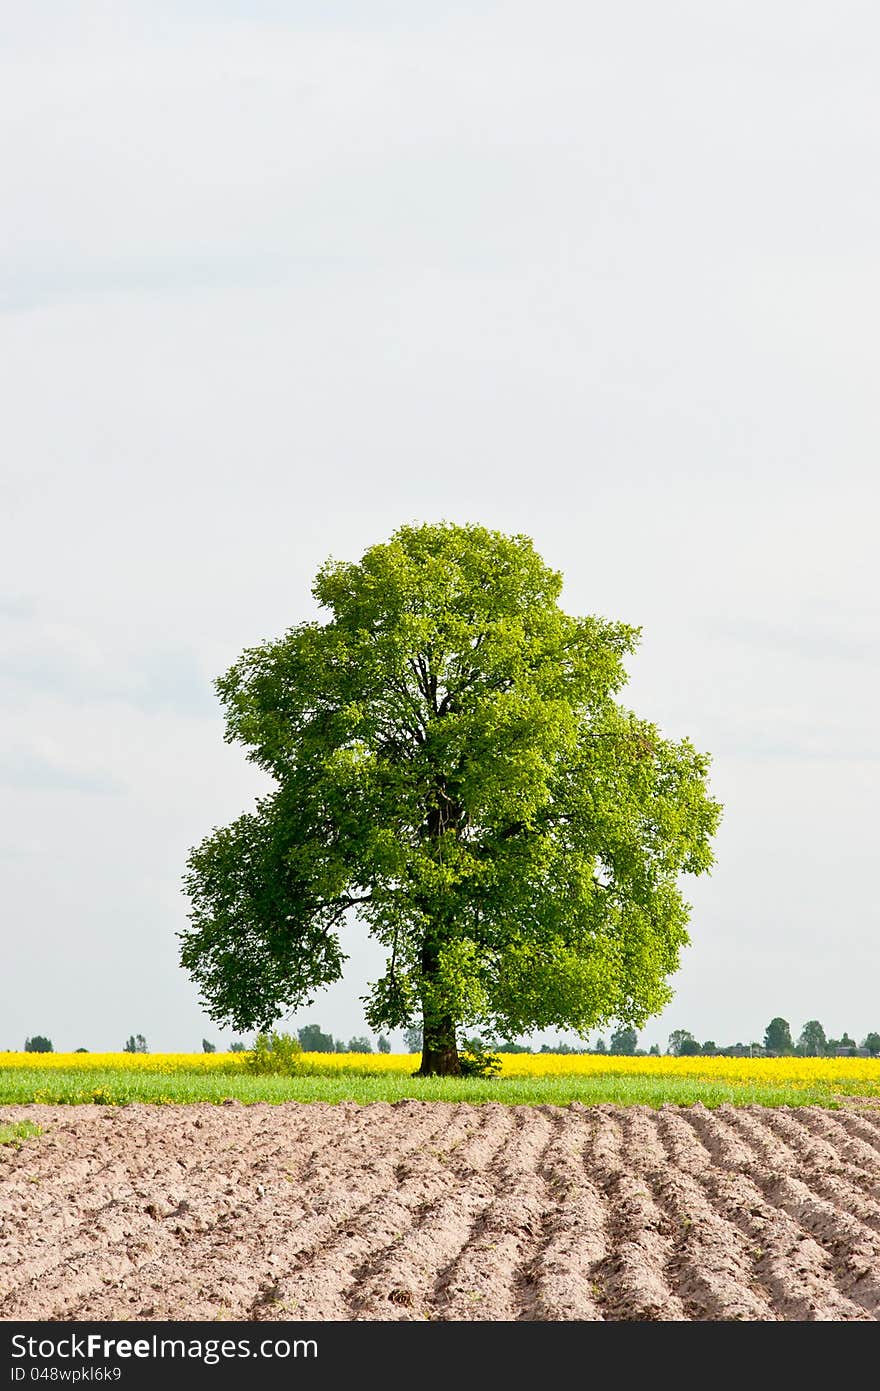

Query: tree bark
[[415, 1006, 460, 1076], [415, 932, 461, 1075], [413, 781, 463, 1076]]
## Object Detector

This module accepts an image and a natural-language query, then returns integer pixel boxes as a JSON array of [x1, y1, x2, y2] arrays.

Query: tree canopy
[[296, 1024, 335, 1053], [798, 1019, 827, 1057], [609, 1026, 638, 1055], [667, 1029, 697, 1056], [763, 1017, 794, 1054], [181, 522, 721, 1074]]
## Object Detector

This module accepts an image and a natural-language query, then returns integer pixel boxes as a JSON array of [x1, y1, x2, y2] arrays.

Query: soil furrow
[[647, 1108, 778, 1319], [2, 1102, 422, 1313], [713, 1108, 880, 1315], [255, 1105, 491, 1321], [3, 1102, 878, 1321], [346, 1104, 526, 1320], [515, 1107, 606, 1320], [759, 1108, 855, 1170], [430, 1108, 555, 1320], [758, 1173, 880, 1317], [722, 1106, 805, 1171], [182, 1103, 463, 1323], [684, 1107, 868, 1319], [795, 1109, 880, 1173], [755, 1109, 880, 1223], [833, 1111, 880, 1158], [582, 1107, 686, 1319], [10, 1102, 454, 1320]]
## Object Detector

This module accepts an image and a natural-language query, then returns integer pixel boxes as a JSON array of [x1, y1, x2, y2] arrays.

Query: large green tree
[[181, 523, 721, 1075]]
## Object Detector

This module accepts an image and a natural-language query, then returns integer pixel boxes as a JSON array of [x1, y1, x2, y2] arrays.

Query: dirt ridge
[[1, 1102, 878, 1321]]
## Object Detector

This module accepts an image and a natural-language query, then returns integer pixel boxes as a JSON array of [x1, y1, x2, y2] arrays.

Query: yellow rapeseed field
[[493, 1053, 880, 1088], [1, 1051, 878, 1088], [0, 1053, 253, 1074]]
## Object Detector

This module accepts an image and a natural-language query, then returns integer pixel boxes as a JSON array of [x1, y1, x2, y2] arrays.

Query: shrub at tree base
[[245, 1032, 304, 1076], [458, 1039, 502, 1077]]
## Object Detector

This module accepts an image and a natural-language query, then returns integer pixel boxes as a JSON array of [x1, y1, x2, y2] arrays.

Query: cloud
[[702, 612, 879, 666], [0, 749, 123, 794], [0, 595, 36, 619], [0, 625, 216, 718]]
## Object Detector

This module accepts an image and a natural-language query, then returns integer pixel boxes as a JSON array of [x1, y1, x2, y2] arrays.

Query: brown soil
[[2, 1101, 879, 1321]]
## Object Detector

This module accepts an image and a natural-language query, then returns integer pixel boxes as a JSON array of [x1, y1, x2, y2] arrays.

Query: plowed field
[[2, 1101, 879, 1321]]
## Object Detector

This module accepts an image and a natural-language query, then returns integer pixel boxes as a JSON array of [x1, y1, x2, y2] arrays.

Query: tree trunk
[[413, 824, 462, 1075], [414, 933, 461, 1076], [415, 1007, 460, 1076]]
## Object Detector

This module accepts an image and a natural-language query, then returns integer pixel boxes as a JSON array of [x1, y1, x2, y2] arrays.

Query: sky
[[2, 2, 878, 1053]]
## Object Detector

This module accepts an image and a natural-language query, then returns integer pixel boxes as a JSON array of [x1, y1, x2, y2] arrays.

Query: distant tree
[[648, 1044, 660, 1056], [667, 1029, 696, 1056], [376, 1034, 391, 1053], [609, 1026, 638, 1055], [296, 1024, 335, 1053], [348, 1036, 372, 1053], [763, 1018, 793, 1054], [123, 1034, 148, 1054], [594, 1038, 607, 1054], [701, 1041, 717, 1056], [24, 1036, 53, 1053], [335, 1039, 347, 1052], [497, 1041, 530, 1053], [404, 1026, 423, 1053], [74, 1047, 89, 1053], [864, 1032, 880, 1057], [798, 1020, 827, 1057], [679, 1037, 701, 1056], [228, 1041, 247, 1053], [202, 1039, 216, 1053]]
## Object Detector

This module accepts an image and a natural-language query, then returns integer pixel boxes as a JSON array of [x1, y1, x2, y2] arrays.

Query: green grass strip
[[0, 1068, 865, 1108]]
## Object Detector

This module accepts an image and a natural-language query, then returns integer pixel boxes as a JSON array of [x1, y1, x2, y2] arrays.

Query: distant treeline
[[661, 1019, 880, 1059], [17, 1017, 880, 1058], [290, 1025, 391, 1054], [520, 1019, 880, 1058], [16, 1027, 393, 1056]]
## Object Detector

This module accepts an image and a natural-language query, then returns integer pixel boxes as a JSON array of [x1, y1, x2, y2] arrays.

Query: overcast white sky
[[2, 2, 878, 1053]]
